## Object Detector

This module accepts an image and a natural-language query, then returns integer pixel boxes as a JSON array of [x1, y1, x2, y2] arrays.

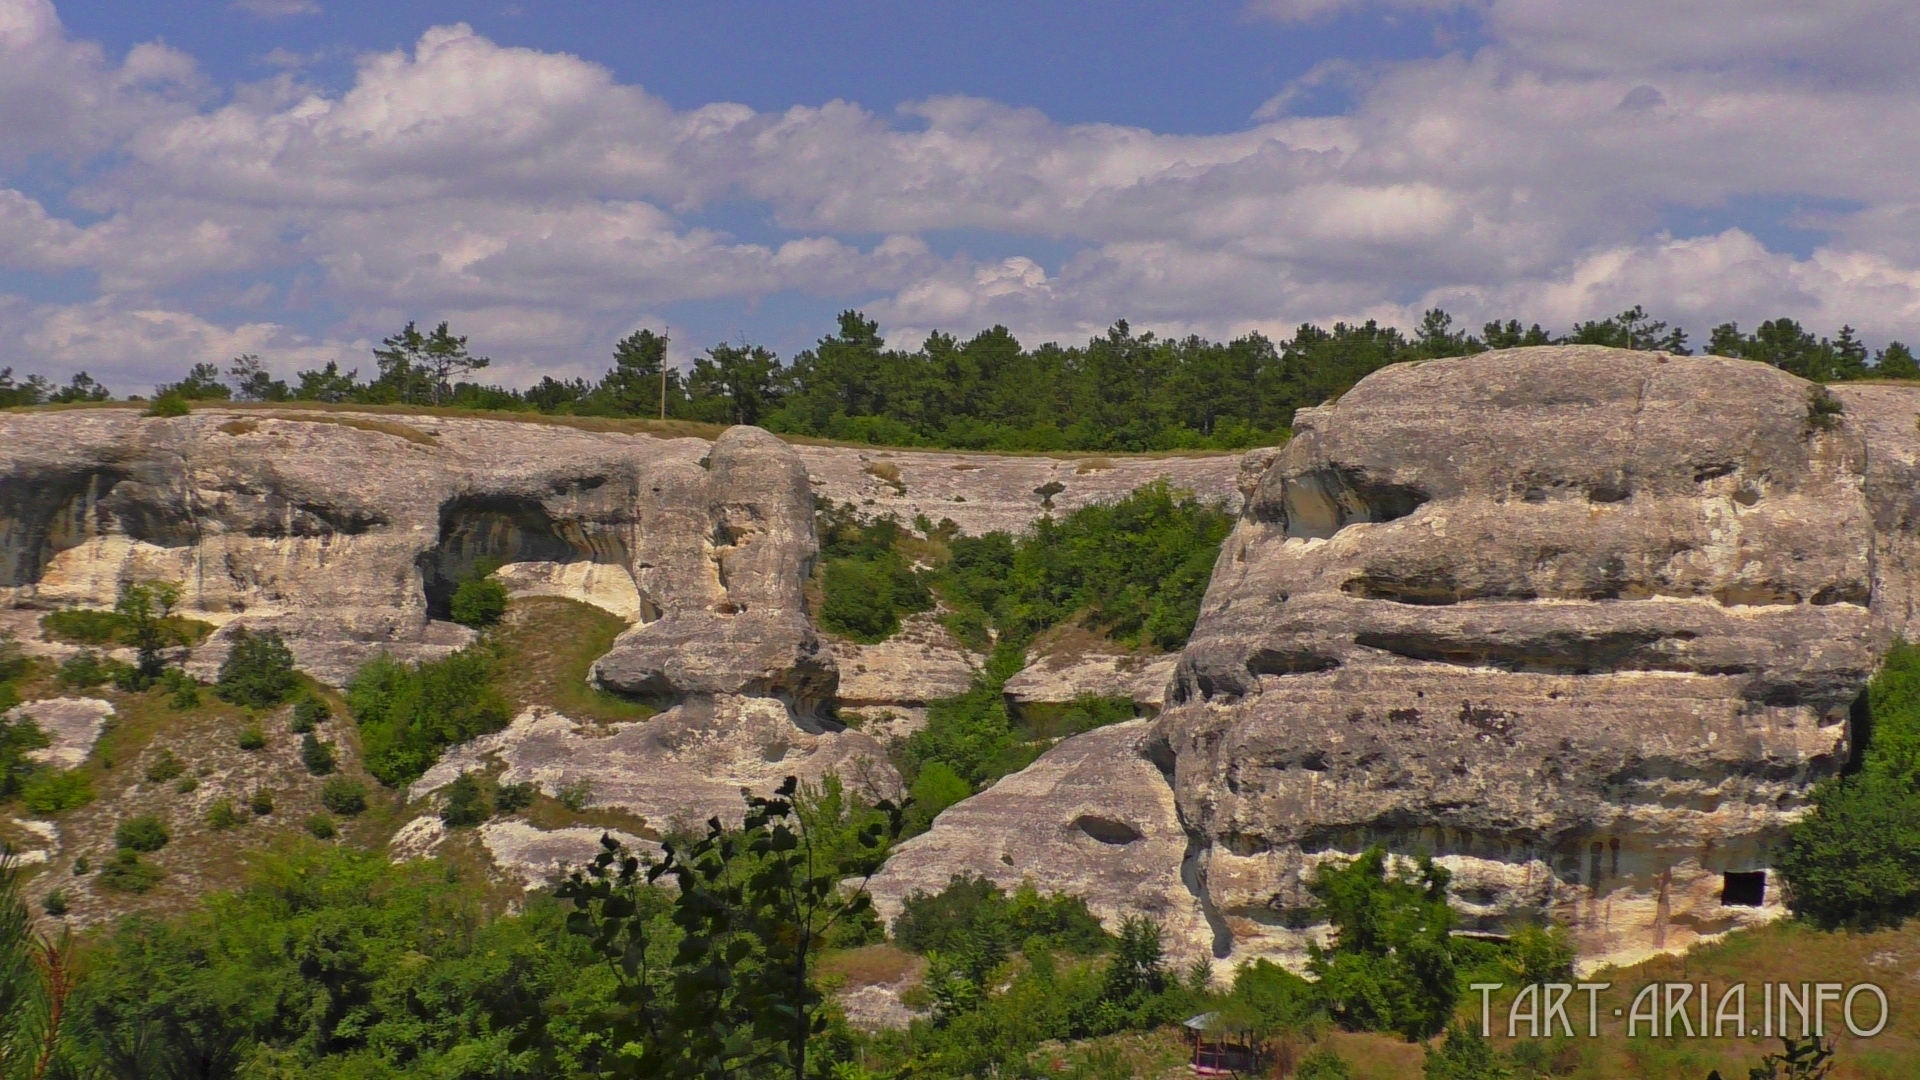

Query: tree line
[[4, 307, 1915, 452]]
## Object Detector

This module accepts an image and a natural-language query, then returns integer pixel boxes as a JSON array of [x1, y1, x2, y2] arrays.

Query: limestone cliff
[[871, 348, 1920, 973]]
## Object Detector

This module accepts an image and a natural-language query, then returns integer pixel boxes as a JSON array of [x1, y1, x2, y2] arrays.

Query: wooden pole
[[660, 325, 669, 421]]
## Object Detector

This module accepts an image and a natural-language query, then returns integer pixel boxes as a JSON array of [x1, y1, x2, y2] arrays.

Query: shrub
[[1423, 1022, 1515, 1080], [450, 574, 509, 629], [250, 788, 275, 816], [174, 775, 199, 794], [207, 798, 241, 830], [816, 508, 933, 643], [440, 772, 488, 827], [1296, 1048, 1354, 1079], [305, 814, 338, 840], [893, 874, 1110, 958], [1781, 640, 1920, 928], [300, 731, 337, 775], [56, 649, 116, 689], [42, 889, 67, 917], [161, 668, 200, 709], [144, 748, 184, 784], [494, 780, 536, 815], [22, 768, 94, 816], [905, 761, 971, 833], [115, 814, 171, 853], [216, 628, 300, 707], [145, 392, 191, 418], [98, 850, 165, 893], [320, 777, 368, 816], [236, 724, 266, 751], [1308, 848, 1459, 1040], [290, 694, 331, 733], [346, 647, 509, 786], [555, 777, 593, 811], [0, 712, 50, 798]]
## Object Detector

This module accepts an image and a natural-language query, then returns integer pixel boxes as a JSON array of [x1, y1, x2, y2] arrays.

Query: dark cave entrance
[[417, 495, 618, 620]]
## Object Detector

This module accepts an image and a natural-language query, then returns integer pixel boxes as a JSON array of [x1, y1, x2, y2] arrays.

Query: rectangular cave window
[[1721, 870, 1767, 907]]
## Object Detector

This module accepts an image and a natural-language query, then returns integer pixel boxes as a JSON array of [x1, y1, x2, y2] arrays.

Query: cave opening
[[1721, 870, 1767, 907], [417, 495, 615, 620]]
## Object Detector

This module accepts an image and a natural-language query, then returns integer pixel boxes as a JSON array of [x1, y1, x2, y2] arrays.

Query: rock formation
[[1152, 347, 1885, 969]]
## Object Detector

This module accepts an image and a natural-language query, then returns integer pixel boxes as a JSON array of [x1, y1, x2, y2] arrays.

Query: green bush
[[216, 627, 300, 707], [450, 574, 510, 629], [320, 776, 368, 816], [299, 731, 337, 775], [556, 777, 593, 811], [305, 813, 337, 840], [22, 768, 94, 816], [250, 788, 275, 816], [173, 775, 199, 794], [115, 814, 171, 852], [494, 780, 536, 815], [42, 889, 67, 917], [0, 712, 50, 798], [290, 694, 331, 733], [145, 391, 191, 418], [440, 772, 488, 827], [236, 723, 266, 751], [1295, 1048, 1354, 1079], [162, 668, 201, 709], [98, 850, 165, 893], [1781, 640, 1920, 928], [143, 748, 184, 784], [347, 647, 509, 786], [1423, 1022, 1516, 1080], [1308, 848, 1459, 1041], [905, 761, 971, 833], [816, 507, 934, 643], [893, 874, 1111, 958], [207, 798, 241, 830], [56, 648, 121, 689]]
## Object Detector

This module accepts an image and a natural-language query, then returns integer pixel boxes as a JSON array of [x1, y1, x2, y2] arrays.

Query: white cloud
[[4, 0, 1920, 391]]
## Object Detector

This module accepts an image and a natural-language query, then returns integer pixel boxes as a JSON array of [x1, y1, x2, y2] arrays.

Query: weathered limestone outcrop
[[866, 719, 1214, 964], [1154, 347, 1881, 970]]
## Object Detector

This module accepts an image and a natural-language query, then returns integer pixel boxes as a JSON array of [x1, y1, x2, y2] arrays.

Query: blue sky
[[3, 0, 1918, 391]]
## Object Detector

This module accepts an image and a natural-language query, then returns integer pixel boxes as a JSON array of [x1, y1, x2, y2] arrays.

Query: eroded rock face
[[1152, 347, 1879, 969], [591, 427, 835, 713], [866, 719, 1214, 965]]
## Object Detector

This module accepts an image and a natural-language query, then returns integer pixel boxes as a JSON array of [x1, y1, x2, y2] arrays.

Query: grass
[[40, 609, 216, 648], [259, 413, 439, 445], [1311, 917, 1920, 1079], [817, 943, 923, 989], [490, 596, 654, 726], [863, 461, 907, 492]]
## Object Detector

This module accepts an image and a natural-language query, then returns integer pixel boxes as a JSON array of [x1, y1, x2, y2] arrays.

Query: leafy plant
[[249, 788, 275, 816], [21, 769, 94, 816], [1707, 1034, 1835, 1080], [290, 694, 331, 733], [98, 851, 165, 894], [215, 627, 299, 708], [556, 777, 594, 811], [0, 712, 50, 798], [299, 731, 336, 775], [143, 748, 184, 784], [1423, 1021, 1515, 1080], [1296, 1047, 1355, 1079], [114, 814, 171, 853], [494, 780, 536, 815], [1308, 848, 1459, 1040], [319, 777, 367, 816], [439, 772, 487, 827], [346, 646, 509, 786], [450, 565, 510, 629], [305, 814, 337, 840], [41, 889, 67, 918], [207, 798, 241, 830], [56, 649, 124, 690], [236, 724, 265, 751], [555, 775, 902, 1080]]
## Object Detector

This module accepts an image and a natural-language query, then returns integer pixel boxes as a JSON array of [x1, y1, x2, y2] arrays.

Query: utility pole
[[660, 325, 669, 421]]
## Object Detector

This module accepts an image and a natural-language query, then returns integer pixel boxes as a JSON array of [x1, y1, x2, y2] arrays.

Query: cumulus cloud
[[1, 0, 1918, 390]]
